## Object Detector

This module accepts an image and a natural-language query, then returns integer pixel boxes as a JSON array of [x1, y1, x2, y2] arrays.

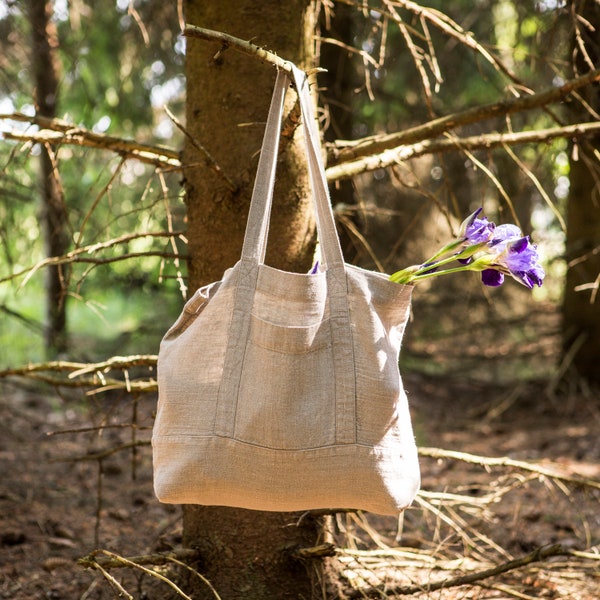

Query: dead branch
[[0, 372, 157, 392], [0, 354, 157, 377], [347, 543, 567, 598], [1, 112, 181, 169], [183, 25, 294, 72], [79, 549, 195, 599], [336, 0, 524, 88], [0, 355, 158, 393], [419, 446, 600, 491], [328, 67, 600, 165], [0, 231, 186, 285], [325, 121, 600, 181]]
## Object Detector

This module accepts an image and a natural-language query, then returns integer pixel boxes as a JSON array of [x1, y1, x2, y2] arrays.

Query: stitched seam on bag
[[153, 434, 378, 452]]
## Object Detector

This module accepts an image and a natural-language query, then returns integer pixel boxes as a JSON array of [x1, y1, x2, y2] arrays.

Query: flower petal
[[482, 269, 504, 287]]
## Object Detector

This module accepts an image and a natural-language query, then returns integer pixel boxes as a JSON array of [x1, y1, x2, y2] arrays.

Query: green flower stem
[[389, 241, 491, 283], [420, 239, 464, 266]]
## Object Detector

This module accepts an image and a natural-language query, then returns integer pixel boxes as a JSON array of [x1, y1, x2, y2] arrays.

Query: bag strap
[[241, 68, 345, 271], [291, 65, 356, 442], [215, 67, 356, 445], [240, 69, 288, 265]]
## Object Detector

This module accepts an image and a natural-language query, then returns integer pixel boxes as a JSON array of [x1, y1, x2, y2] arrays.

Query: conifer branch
[[326, 121, 600, 182], [183, 25, 294, 72], [0, 231, 185, 285], [327, 67, 600, 165], [1, 112, 181, 168]]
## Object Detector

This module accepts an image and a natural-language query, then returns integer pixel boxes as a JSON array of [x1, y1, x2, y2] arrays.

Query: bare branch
[[347, 544, 567, 598], [183, 25, 294, 72], [419, 446, 600, 491], [79, 548, 200, 570], [336, 0, 524, 87], [328, 67, 600, 165], [1, 112, 181, 169], [0, 355, 158, 393], [326, 121, 600, 181], [0, 231, 186, 285]]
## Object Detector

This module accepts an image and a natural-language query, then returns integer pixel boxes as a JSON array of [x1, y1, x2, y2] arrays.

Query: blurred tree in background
[[1, 0, 185, 363]]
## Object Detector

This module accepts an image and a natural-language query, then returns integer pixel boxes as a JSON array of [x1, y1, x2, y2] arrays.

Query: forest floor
[[1, 301, 599, 599]]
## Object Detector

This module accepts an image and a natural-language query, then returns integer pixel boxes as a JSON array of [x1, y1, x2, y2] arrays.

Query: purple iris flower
[[457, 208, 496, 265], [462, 208, 496, 244], [484, 225, 545, 289]]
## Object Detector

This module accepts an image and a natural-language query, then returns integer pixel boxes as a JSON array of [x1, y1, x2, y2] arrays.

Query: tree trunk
[[182, 1, 341, 597], [562, 0, 600, 383], [28, 0, 69, 357]]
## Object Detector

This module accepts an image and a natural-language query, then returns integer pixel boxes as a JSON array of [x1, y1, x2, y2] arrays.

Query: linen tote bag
[[152, 65, 420, 515]]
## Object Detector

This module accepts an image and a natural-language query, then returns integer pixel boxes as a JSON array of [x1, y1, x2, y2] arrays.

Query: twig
[[164, 104, 237, 192], [53, 441, 150, 462], [79, 548, 200, 570], [80, 549, 194, 599], [92, 561, 133, 600], [183, 25, 294, 72], [382, 0, 435, 114], [418, 446, 600, 491], [165, 556, 223, 600]]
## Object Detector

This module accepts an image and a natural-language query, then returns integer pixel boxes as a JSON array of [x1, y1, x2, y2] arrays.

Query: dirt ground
[[1, 363, 599, 598]]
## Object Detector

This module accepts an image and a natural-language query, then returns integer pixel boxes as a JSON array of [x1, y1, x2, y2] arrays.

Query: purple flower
[[389, 207, 545, 291], [482, 269, 504, 287], [485, 225, 545, 289], [460, 208, 496, 244]]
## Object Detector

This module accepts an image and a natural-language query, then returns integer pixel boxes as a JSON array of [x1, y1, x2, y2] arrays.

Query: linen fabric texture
[[152, 66, 420, 515]]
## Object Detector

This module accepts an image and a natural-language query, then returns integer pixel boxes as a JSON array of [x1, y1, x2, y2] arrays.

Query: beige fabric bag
[[152, 66, 420, 515]]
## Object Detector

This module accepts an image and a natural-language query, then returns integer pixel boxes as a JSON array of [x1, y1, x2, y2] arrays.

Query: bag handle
[[240, 67, 345, 271]]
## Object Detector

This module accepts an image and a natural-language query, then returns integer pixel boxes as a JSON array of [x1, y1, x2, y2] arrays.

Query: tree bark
[[182, 1, 341, 597], [562, 0, 600, 383], [28, 0, 69, 357]]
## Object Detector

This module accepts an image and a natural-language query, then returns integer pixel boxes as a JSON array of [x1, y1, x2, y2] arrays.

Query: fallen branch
[[79, 549, 196, 599], [419, 446, 600, 491], [347, 543, 567, 598]]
